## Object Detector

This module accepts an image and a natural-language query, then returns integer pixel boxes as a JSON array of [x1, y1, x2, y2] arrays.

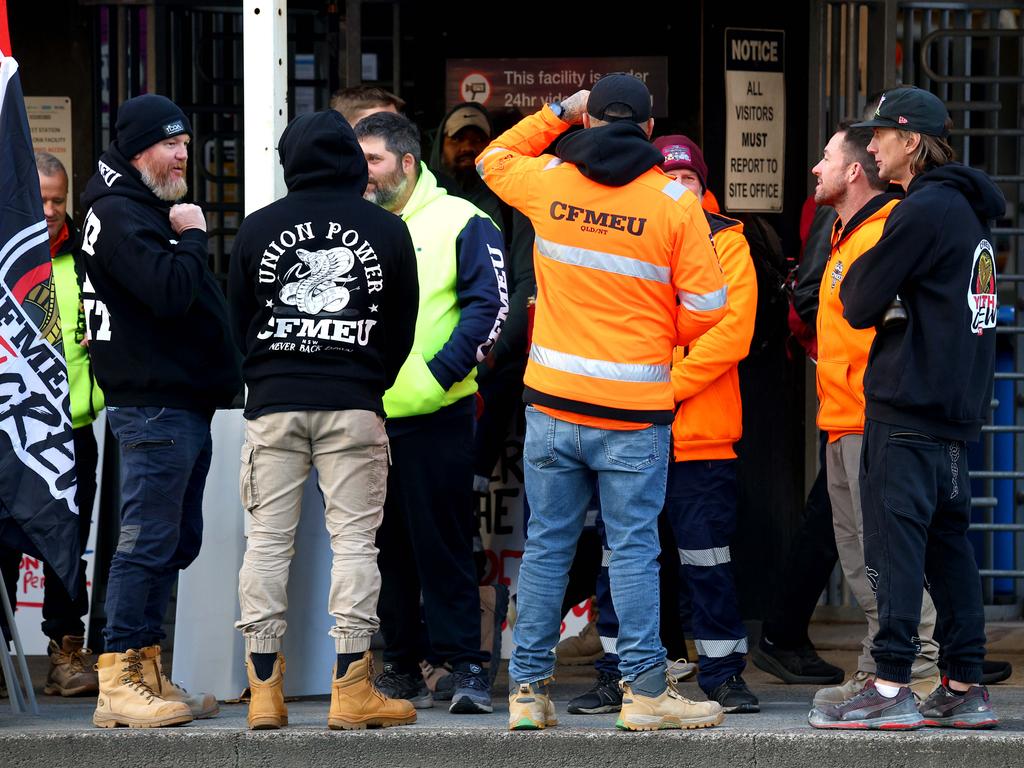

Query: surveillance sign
[[724, 29, 785, 213]]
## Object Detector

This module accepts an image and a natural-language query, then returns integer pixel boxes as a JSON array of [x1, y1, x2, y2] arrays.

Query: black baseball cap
[[852, 86, 950, 138], [587, 73, 652, 123]]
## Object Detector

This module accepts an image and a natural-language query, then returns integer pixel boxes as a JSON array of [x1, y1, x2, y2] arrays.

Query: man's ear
[[582, 113, 592, 129], [644, 118, 655, 139], [402, 152, 417, 175]]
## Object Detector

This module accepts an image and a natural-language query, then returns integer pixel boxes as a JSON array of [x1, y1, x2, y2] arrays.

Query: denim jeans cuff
[[246, 636, 282, 654], [945, 662, 982, 685], [874, 661, 912, 685]]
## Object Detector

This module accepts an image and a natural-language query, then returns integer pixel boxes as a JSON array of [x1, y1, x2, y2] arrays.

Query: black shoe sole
[[567, 702, 622, 714], [449, 695, 493, 714], [750, 646, 844, 685], [722, 702, 761, 714]]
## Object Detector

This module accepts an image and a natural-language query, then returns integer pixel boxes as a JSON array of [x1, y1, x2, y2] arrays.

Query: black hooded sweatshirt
[[841, 162, 1005, 441], [228, 110, 418, 419], [78, 143, 241, 411]]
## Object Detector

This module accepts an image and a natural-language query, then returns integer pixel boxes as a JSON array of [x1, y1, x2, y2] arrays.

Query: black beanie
[[114, 94, 192, 158]]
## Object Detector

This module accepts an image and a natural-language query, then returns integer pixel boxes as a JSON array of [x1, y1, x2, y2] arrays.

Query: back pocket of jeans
[[603, 427, 659, 471], [523, 407, 557, 469]]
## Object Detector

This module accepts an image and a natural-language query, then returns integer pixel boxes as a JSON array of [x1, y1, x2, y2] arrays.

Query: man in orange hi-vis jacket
[[476, 74, 728, 732]]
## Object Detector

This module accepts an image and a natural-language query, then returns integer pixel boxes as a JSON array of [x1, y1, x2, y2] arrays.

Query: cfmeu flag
[[0, 53, 80, 597]]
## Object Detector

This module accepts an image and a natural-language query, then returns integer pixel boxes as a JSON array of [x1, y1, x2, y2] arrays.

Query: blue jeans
[[510, 406, 669, 684], [103, 406, 213, 652]]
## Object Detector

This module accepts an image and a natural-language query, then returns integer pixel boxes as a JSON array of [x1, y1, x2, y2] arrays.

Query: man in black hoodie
[[228, 110, 418, 731], [809, 87, 1004, 730], [79, 94, 241, 728]]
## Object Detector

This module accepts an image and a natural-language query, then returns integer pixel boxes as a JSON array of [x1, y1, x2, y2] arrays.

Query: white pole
[[243, 0, 287, 213]]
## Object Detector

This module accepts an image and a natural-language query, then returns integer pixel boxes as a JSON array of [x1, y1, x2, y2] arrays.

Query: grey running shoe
[[808, 679, 924, 730], [918, 681, 998, 729], [708, 674, 760, 714], [374, 664, 433, 709], [449, 663, 493, 714], [567, 671, 623, 714]]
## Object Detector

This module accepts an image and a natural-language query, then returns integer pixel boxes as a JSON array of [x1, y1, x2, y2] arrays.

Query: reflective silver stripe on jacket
[[678, 286, 727, 312], [530, 344, 670, 384], [535, 236, 670, 284]]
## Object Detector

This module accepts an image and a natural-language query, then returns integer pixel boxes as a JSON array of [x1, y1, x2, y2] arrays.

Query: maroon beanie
[[653, 135, 707, 192]]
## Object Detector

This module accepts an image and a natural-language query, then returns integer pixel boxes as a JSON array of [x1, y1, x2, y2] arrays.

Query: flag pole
[[0, 567, 38, 714]]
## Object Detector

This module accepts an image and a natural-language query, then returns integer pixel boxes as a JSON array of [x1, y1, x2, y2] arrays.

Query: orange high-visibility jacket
[[477, 106, 727, 424], [672, 215, 757, 461], [816, 195, 899, 441]]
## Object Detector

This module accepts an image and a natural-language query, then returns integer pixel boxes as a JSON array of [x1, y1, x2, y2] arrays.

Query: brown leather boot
[[44, 635, 99, 696], [93, 649, 193, 728], [246, 653, 288, 730], [328, 651, 416, 730], [140, 645, 220, 719]]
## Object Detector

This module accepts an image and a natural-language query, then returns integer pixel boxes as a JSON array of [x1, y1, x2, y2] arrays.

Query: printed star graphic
[[369, 304, 379, 312], [265, 300, 274, 308]]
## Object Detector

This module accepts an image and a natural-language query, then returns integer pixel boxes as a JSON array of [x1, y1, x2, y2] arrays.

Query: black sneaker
[[708, 674, 760, 714], [808, 679, 923, 730], [567, 671, 623, 714], [751, 637, 844, 685], [449, 662, 493, 714], [919, 681, 998, 729], [982, 659, 1012, 685], [374, 663, 433, 709]]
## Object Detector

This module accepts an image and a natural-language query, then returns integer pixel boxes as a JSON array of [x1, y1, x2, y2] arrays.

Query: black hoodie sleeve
[[384, 227, 419, 388], [840, 199, 936, 329], [227, 224, 258, 356], [98, 200, 210, 318]]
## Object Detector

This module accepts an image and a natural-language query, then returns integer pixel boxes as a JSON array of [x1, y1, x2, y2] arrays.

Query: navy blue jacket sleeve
[[426, 215, 508, 391], [841, 200, 935, 329]]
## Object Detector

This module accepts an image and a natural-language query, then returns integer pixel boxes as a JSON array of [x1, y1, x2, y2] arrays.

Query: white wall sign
[[25, 97, 74, 207], [724, 29, 785, 213]]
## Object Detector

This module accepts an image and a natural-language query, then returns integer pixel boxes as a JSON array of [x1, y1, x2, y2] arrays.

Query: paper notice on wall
[[26, 97, 74, 207], [724, 29, 785, 213]]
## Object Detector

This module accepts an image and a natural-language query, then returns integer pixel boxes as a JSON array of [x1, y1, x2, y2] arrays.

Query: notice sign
[[724, 29, 785, 213], [26, 97, 74, 206], [446, 57, 668, 117]]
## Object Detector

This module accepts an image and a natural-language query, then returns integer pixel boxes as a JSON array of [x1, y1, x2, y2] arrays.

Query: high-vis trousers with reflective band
[[235, 409, 388, 654], [511, 407, 669, 684], [827, 433, 940, 678], [861, 419, 986, 685], [103, 406, 212, 652], [588, 459, 748, 692]]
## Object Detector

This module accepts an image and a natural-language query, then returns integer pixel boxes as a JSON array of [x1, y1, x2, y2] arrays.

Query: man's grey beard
[[363, 171, 408, 212], [140, 166, 188, 202]]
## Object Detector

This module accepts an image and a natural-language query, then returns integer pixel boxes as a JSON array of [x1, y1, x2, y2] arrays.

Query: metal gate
[[810, 1, 1024, 616]]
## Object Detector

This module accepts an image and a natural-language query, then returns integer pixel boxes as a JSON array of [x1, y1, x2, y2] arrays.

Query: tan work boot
[[93, 649, 193, 728], [328, 651, 417, 730], [910, 671, 942, 702], [246, 653, 288, 730], [617, 667, 724, 731], [813, 670, 872, 708], [141, 645, 220, 719], [555, 619, 603, 666], [44, 635, 99, 696], [508, 680, 558, 730]]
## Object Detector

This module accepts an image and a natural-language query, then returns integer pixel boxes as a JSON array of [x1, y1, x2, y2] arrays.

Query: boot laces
[[66, 646, 92, 675], [120, 655, 158, 703], [665, 673, 698, 705]]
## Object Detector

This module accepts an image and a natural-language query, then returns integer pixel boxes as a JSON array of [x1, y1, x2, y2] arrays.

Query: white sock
[[874, 682, 902, 698]]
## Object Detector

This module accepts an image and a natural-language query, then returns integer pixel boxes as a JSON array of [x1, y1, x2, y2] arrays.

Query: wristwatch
[[548, 101, 564, 120]]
